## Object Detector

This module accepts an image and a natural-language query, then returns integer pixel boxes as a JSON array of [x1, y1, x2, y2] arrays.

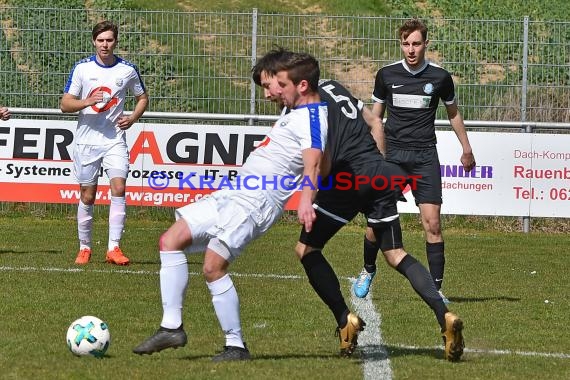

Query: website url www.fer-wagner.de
[[59, 189, 207, 206]]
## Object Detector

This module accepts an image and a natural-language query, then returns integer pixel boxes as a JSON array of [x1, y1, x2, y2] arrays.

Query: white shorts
[[73, 142, 129, 185], [175, 189, 283, 261]]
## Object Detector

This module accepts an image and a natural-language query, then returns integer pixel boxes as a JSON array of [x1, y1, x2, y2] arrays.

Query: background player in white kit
[[60, 20, 148, 265], [133, 51, 328, 361]]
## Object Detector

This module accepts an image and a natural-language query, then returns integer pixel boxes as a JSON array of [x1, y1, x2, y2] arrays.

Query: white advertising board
[[1, 119, 569, 217], [397, 131, 570, 217]]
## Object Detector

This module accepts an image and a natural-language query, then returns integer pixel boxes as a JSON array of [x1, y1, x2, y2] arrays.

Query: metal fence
[[1, 7, 570, 123], [2, 7, 570, 231]]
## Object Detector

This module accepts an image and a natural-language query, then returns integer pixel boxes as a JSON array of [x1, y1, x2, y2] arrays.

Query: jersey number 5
[[321, 84, 358, 120]]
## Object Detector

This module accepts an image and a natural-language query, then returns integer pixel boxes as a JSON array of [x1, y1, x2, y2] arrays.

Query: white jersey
[[176, 102, 328, 257], [63, 55, 146, 146], [240, 102, 328, 205]]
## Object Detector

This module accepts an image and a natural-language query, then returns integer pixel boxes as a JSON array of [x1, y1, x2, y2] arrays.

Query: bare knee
[[202, 249, 228, 282], [365, 227, 376, 242], [159, 220, 192, 252], [424, 217, 441, 236], [158, 231, 176, 251], [202, 261, 222, 282], [419, 204, 442, 239], [111, 183, 126, 197], [295, 242, 317, 260], [80, 194, 96, 205], [382, 248, 407, 268], [80, 187, 96, 204]]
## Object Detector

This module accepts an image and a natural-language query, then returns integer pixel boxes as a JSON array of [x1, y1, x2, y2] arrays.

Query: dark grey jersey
[[318, 80, 381, 171], [372, 60, 455, 149]]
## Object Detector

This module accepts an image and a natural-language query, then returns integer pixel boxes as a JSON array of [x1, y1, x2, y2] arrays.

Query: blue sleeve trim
[[306, 103, 325, 150], [63, 56, 93, 93]]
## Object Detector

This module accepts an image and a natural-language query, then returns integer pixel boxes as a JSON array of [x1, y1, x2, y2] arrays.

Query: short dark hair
[[252, 47, 293, 86], [399, 17, 427, 41], [253, 47, 320, 91], [92, 20, 118, 40]]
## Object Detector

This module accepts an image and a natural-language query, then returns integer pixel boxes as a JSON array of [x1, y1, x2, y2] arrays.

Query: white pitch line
[[0, 265, 304, 279], [0, 265, 156, 275], [1, 265, 569, 362], [349, 278, 393, 380], [392, 344, 570, 360]]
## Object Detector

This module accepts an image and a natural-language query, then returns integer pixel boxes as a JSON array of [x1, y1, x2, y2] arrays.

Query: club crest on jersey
[[115, 78, 124, 87], [423, 83, 434, 94]]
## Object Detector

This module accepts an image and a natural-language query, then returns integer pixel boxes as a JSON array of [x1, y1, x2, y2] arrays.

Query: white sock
[[159, 251, 188, 329], [207, 274, 244, 348], [77, 200, 93, 249], [108, 196, 126, 250]]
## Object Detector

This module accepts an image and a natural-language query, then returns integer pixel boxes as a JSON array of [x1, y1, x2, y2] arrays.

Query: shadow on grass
[[130, 260, 160, 265], [129, 259, 203, 266], [447, 296, 520, 303], [136, 346, 452, 362], [0, 248, 61, 254], [369, 344, 442, 360], [180, 352, 351, 361], [179, 346, 444, 361]]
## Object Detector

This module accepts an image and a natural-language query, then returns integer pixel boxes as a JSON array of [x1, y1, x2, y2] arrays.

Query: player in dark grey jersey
[[253, 47, 465, 361], [353, 18, 476, 305]]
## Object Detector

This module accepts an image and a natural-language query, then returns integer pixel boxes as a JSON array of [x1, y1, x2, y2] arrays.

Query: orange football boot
[[105, 246, 130, 265], [75, 247, 92, 265]]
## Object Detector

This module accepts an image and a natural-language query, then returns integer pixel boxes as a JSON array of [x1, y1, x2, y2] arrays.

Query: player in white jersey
[[60, 20, 148, 266], [0, 106, 10, 121], [133, 51, 328, 361]]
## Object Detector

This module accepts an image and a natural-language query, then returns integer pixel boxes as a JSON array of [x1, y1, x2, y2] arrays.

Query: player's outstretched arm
[[297, 148, 322, 233], [446, 102, 475, 172], [363, 105, 385, 156]]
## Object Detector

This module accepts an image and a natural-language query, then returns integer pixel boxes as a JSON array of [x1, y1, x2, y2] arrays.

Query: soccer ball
[[66, 316, 111, 357]]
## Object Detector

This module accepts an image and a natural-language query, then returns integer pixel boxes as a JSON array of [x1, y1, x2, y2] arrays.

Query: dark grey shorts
[[298, 160, 403, 249], [385, 146, 442, 205]]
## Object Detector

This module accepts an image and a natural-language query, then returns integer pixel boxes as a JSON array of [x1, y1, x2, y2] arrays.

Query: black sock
[[396, 254, 448, 329], [426, 242, 445, 291], [363, 237, 379, 273], [301, 250, 349, 327], [159, 324, 183, 331]]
